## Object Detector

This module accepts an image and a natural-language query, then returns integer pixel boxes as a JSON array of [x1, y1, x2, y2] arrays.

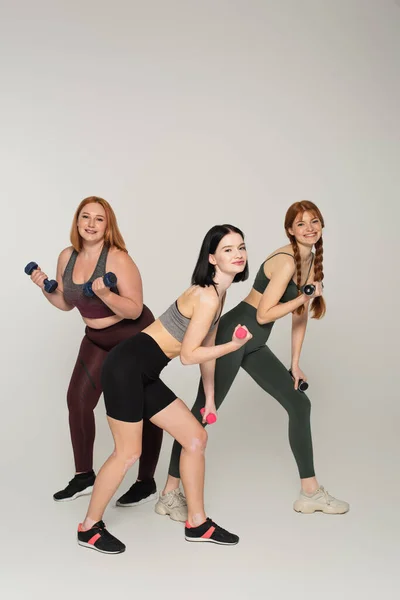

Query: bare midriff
[[142, 319, 182, 359]]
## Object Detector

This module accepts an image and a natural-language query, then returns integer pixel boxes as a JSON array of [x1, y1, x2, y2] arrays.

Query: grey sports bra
[[159, 299, 222, 343], [62, 245, 118, 318]]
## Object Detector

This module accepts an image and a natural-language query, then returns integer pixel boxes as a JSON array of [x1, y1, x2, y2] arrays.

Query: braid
[[313, 237, 324, 282], [291, 237, 305, 315], [310, 237, 326, 319]]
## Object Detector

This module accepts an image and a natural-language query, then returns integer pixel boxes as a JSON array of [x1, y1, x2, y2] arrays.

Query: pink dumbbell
[[235, 326, 247, 339], [200, 408, 217, 425]]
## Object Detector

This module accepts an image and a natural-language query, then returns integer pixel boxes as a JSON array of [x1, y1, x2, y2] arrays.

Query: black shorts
[[101, 332, 177, 422]]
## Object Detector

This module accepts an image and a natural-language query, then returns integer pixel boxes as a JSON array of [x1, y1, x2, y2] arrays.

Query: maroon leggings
[[67, 306, 162, 476]]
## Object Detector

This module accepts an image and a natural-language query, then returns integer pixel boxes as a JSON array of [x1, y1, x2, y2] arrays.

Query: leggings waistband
[[84, 306, 155, 351]]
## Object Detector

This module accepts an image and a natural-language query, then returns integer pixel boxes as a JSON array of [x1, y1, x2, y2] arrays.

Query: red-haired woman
[[151, 201, 349, 519], [29, 197, 160, 502]]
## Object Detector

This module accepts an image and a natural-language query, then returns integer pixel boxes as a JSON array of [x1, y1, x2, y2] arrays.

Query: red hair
[[284, 201, 326, 319], [70, 196, 127, 253]]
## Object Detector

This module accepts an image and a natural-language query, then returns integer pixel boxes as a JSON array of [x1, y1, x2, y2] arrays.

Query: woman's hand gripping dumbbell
[[289, 368, 309, 392], [301, 281, 324, 297], [25, 262, 58, 293], [83, 272, 118, 297]]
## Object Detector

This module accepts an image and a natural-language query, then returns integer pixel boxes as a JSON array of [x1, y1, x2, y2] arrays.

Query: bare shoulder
[[265, 245, 295, 276], [58, 246, 74, 264], [108, 247, 137, 268], [266, 244, 293, 261], [193, 285, 220, 308], [108, 246, 129, 260], [179, 285, 218, 316], [176, 285, 219, 321]]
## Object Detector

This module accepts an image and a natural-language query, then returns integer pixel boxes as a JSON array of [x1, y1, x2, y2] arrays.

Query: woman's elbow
[[256, 311, 269, 325], [60, 300, 74, 312], [129, 301, 143, 320], [180, 343, 198, 364], [180, 352, 193, 366]]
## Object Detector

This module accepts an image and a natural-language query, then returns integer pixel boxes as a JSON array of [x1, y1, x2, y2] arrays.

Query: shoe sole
[[78, 540, 125, 554], [116, 492, 158, 507], [53, 486, 94, 502], [185, 536, 239, 545], [293, 502, 349, 514], [154, 503, 187, 522]]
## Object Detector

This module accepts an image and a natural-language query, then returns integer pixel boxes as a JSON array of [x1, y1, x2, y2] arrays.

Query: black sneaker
[[116, 479, 157, 507], [77, 520, 125, 554], [53, 471, 95, 502], [185, 518, 239, 545]]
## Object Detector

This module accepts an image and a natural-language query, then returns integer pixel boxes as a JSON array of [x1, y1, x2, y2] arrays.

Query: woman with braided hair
[[151, 201, 349, 520]]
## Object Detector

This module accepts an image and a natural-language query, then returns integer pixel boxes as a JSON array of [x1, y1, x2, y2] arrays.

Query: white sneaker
[[294, 486, 349, 514], [154, 489, 188, 522]]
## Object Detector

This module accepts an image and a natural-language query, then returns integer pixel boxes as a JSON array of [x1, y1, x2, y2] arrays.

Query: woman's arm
[[197, 293, 226, 408], [291, 307, 309, 369], [256, 257, 307, 325], [199, 326, 218, 415], [31, 248, 74, 311], [180, 291, 249, 366], [91, 251, 143, 320], [290, 262, 315, 388]]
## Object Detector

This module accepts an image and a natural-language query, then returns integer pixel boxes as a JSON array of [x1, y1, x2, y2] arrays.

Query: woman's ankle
[[82, 517, 98, 531], [187, 512, 207, 528], [163, 475, 180, 495], [301, 476, 319, 494]]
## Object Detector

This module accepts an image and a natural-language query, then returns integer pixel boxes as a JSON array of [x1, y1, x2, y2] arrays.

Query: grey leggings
[[168, 301, 315, 479]]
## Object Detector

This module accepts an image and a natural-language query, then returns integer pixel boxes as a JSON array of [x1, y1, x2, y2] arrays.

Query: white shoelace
[[318, 486, 333, 505]]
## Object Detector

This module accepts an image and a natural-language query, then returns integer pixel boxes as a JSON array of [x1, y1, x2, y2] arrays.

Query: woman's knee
[[183, 426, 208, 455], [67, 387, 85, 413], [287, 392, 311, 418], [112, 446, 142, 473]]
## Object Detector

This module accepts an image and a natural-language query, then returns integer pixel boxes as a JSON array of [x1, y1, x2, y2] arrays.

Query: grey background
[[1, 1, 399, 598]]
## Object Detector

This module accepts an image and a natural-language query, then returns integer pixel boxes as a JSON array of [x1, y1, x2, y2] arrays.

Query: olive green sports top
[[252, 252, 314, 303]]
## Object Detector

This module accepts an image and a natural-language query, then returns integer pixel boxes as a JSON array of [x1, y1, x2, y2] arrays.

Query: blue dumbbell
[[288, 369, 309, 392], [83, 272, 117, 297], [25, 262, 58, 293]]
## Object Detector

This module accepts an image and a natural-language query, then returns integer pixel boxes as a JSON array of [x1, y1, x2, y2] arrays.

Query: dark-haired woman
[[77, 225, 252, 554], [157, 201, 349, 519]]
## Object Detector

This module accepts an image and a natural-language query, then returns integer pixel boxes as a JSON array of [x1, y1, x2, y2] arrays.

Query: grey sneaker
[[294, 486, 349, 514], [154, 488, 188, 522]]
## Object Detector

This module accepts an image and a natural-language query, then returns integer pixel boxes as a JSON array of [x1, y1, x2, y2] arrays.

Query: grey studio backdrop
[[1, 1, 399, 599]]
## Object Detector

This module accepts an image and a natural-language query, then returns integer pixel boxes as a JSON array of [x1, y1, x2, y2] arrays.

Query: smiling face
[[288, 210, 323, 247], [209, 231, 247, 276], [77, 202, 107, 244]]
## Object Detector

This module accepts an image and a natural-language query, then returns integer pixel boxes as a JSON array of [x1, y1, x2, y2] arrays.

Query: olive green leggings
[[168, 301, 315, 479]]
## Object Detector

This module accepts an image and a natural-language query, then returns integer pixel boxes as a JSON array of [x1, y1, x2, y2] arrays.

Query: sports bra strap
[[264, 252, 314, 287], [264, 252, 295, 264]]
